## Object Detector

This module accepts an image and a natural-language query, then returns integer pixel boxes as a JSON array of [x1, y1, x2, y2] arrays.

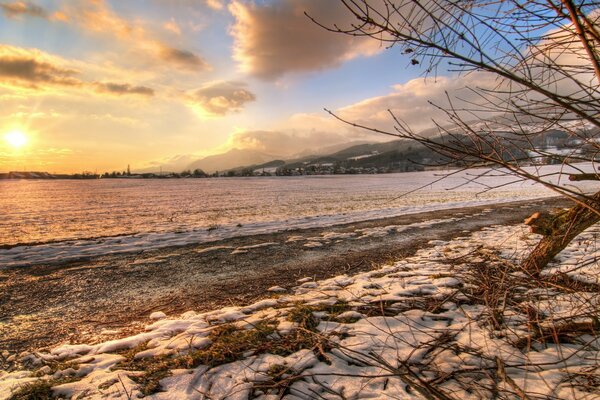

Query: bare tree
[[310, 0, 600, 273]]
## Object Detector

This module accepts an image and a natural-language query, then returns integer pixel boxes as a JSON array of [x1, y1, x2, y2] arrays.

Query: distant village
[[0, 162, 423, 180]]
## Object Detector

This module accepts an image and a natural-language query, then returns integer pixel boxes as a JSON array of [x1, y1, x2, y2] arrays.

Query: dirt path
[[0, 198, 567, 355]]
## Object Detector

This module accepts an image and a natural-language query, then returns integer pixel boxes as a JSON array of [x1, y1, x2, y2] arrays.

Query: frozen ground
[[2, 216, 599, 399]]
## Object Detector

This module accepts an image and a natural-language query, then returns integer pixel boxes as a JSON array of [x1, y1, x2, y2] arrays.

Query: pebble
[[149, 311, 167, 320]]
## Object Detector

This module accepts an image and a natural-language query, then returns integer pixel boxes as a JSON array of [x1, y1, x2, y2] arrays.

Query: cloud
[[0, 56, 79, 87], [186, 81, 256, 116], [58, 0, 210, 71], [205, 0, 223, 11], [0, 45, 155, 97], [0, 45, 80, 88], [163, 18, 182, 35], [335, 73, 503, 133], [228, 0, 380, 79], [0, 1, 46, 18], [158, 46, 209, 70], [226, 129, 362, 157], [222, 73, 503, 157], [1, 1, 69, 21], [94, 82, 154, 97]]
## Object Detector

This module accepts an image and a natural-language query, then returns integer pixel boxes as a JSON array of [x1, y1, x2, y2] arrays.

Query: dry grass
[[8, 380, 55, 400], [113, 311, 338, 395], [8, 376, 81, 400]]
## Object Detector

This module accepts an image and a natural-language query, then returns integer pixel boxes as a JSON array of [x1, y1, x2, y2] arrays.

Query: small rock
[[337, 311, 363, 320], [149, 311, 167, 320], [267, 286, 287, 293]]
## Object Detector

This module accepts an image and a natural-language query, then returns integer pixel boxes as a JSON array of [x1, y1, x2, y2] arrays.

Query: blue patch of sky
[[0, 15, 86, 60], [250, 49, 424, 120]]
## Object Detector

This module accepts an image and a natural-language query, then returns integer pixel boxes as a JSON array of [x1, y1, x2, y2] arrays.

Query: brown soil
[[0, 197, 567, 356]]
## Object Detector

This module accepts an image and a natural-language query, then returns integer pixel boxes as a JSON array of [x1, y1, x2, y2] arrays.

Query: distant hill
[[262, 139, 437, 172], [140, 120, 595, 176], [290, 140, 373, 159], [220, 122, 593, 175]]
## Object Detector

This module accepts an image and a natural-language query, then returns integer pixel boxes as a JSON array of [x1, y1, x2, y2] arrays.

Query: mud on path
[[0, 198, 567, 356]]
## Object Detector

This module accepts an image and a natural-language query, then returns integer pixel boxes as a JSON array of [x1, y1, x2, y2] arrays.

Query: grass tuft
[[8, 380, 55, 400]]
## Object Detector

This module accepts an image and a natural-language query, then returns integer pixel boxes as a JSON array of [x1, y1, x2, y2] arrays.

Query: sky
[[0, 0, 487, 173]]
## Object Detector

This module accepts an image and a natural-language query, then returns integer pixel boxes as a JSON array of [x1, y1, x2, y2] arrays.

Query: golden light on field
[[4, 130, 28, 149]]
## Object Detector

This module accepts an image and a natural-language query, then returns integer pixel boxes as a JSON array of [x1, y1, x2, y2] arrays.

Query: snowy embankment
[[2, 222, 600, 399]]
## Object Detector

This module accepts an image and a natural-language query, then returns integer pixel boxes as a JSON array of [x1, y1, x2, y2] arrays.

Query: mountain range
[[137, 120, 596, 175]]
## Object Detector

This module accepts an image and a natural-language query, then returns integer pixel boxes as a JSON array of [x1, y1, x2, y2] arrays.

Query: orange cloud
[[0, 45, 154, 97], [0, 55, 79, 88], [186, 81, 256, 117], [2, 0, 210, 72], [62, 0, 209, 72], [163, 18, 182, 35], [1, 1, 69, 21], [205, 0, 223, 11]]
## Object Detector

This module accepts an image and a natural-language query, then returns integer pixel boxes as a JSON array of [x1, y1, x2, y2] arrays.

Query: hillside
[[186, 148, 281, 173]]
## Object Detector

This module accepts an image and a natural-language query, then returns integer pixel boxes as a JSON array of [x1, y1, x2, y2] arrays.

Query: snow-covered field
[[2, 165, 596, 267], [2, 221, 599, 399]]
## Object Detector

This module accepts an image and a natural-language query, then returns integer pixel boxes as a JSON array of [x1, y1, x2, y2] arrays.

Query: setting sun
[[4, 131, 28, 149]]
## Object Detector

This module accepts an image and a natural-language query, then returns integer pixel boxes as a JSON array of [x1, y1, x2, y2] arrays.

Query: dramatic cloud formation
[[56, 0, 209, 72], [336, 73, 502, 133], [0, 45, 81, 89], [186, 81, 256, 116], [0, 56, 79, 88], [221, 73, 503, 157], [229, 0, 380, 79], [0, 45, 154, 97]]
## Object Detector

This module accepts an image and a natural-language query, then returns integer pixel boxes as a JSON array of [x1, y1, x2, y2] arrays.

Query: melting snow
[[3, 223, 600, 399]]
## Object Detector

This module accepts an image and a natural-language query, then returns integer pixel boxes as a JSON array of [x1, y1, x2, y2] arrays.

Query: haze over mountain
[[137, 140, 377, 174], [186, 148, 281, 173], [133, 116, 597, 175]]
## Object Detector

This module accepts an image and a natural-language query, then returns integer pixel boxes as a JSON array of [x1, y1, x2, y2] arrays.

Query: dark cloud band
[[0, 47, 155, 97], [0, 1, 47, 19]]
